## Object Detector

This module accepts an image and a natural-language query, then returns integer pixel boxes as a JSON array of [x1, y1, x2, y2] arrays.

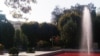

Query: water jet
[[80, 6, 93, 56], [37, 6, 100, 56]]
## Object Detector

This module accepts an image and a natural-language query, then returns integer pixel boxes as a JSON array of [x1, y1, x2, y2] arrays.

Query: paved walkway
[[0, 51, 54, 56]]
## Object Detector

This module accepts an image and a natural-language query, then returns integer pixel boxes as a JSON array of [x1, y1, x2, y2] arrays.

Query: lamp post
[[50, 36, 54, 48]]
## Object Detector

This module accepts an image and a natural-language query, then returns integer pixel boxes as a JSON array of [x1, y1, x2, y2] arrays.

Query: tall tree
[[93, 15, 100, 49], [58, 12, 81, 48], [40, 23, 59, 41], [0, 14, 15, 49], [21, 22, 39, 47], [14, 29, 29, 50], [52, 6, 63, 25], [52, 3, 96, 26]]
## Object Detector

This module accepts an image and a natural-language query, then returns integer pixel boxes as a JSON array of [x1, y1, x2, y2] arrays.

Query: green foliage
[[27, 47, 35, 53], [0, 14, 15, 49], [40, 23, 59, 41], [52, 3, 96, 26], [0, 44, 4, 51], [52, 3, 97, 48], [13, 29, 29, 50], [93, 15, 100, 48], [21, 22, 39, 47], [37, 40, 49, 48], [20, 32, 29, 50], [5, 0, 37, 19], [57, 12, 81, 48], [21, 22, 59, 48], [14, 30, 21, 47], [52, 6, 63, 25], [9, 47, 19, 54]]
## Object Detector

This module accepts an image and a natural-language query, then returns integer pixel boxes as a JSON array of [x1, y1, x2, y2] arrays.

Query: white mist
[[80, 7, 93, 56]]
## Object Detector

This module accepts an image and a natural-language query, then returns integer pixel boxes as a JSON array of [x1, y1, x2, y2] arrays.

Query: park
[[0, 0, 100, 56]]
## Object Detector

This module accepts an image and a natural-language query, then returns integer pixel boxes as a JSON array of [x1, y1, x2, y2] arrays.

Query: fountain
[[37, 7, 100, 56], [80, 7, 93, 56]]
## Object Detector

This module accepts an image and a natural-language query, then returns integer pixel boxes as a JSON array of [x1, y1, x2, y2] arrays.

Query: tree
[[5, 0, 36, 20], [0, 14, 15, 49], [52, 3, 96, 26], [14, 29, 21, 47], [21, 22, 39, 47], [52, 3, 97, 48], [14, 29, 29, 50], [58, 12, 81, 48], [40, 23, 59, 41], [21, 22, 59, 48], [39, 23, 59, 48], [51, 6, 63, 25], [93, 15, 100, 49], [20, 32, 29, 50]]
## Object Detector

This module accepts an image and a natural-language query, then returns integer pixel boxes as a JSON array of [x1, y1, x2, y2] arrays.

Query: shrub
[[0, 44, 4, 51], [9, 47, 19, 54], [0, 44, 4, 55], [27, 47, 35, 53]]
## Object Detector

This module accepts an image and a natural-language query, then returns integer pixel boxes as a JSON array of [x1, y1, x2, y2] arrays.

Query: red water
[[54, 52, 100, 56]]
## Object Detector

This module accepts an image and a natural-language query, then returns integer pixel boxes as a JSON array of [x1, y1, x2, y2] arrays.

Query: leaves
[[5, 0, 36, 19], [0, 14, 15, 49]]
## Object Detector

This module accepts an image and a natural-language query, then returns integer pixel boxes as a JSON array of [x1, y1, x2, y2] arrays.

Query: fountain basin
[[36, 49, 100, 56], [54, 52, 100, 56]]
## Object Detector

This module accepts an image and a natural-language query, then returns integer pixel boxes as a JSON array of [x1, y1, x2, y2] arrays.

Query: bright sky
[[0, 0, 100, 23]]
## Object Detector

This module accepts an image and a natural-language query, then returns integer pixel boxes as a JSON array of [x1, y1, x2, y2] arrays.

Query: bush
[[0, 44, 4, 55], [9, 47, 19, 54], [37, 40, 50, 48], [0, 44, 4, 51], [27, 47, 35, 53]]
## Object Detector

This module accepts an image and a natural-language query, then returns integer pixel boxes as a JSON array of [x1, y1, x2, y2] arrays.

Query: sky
[[0, 0, 100, 23]]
